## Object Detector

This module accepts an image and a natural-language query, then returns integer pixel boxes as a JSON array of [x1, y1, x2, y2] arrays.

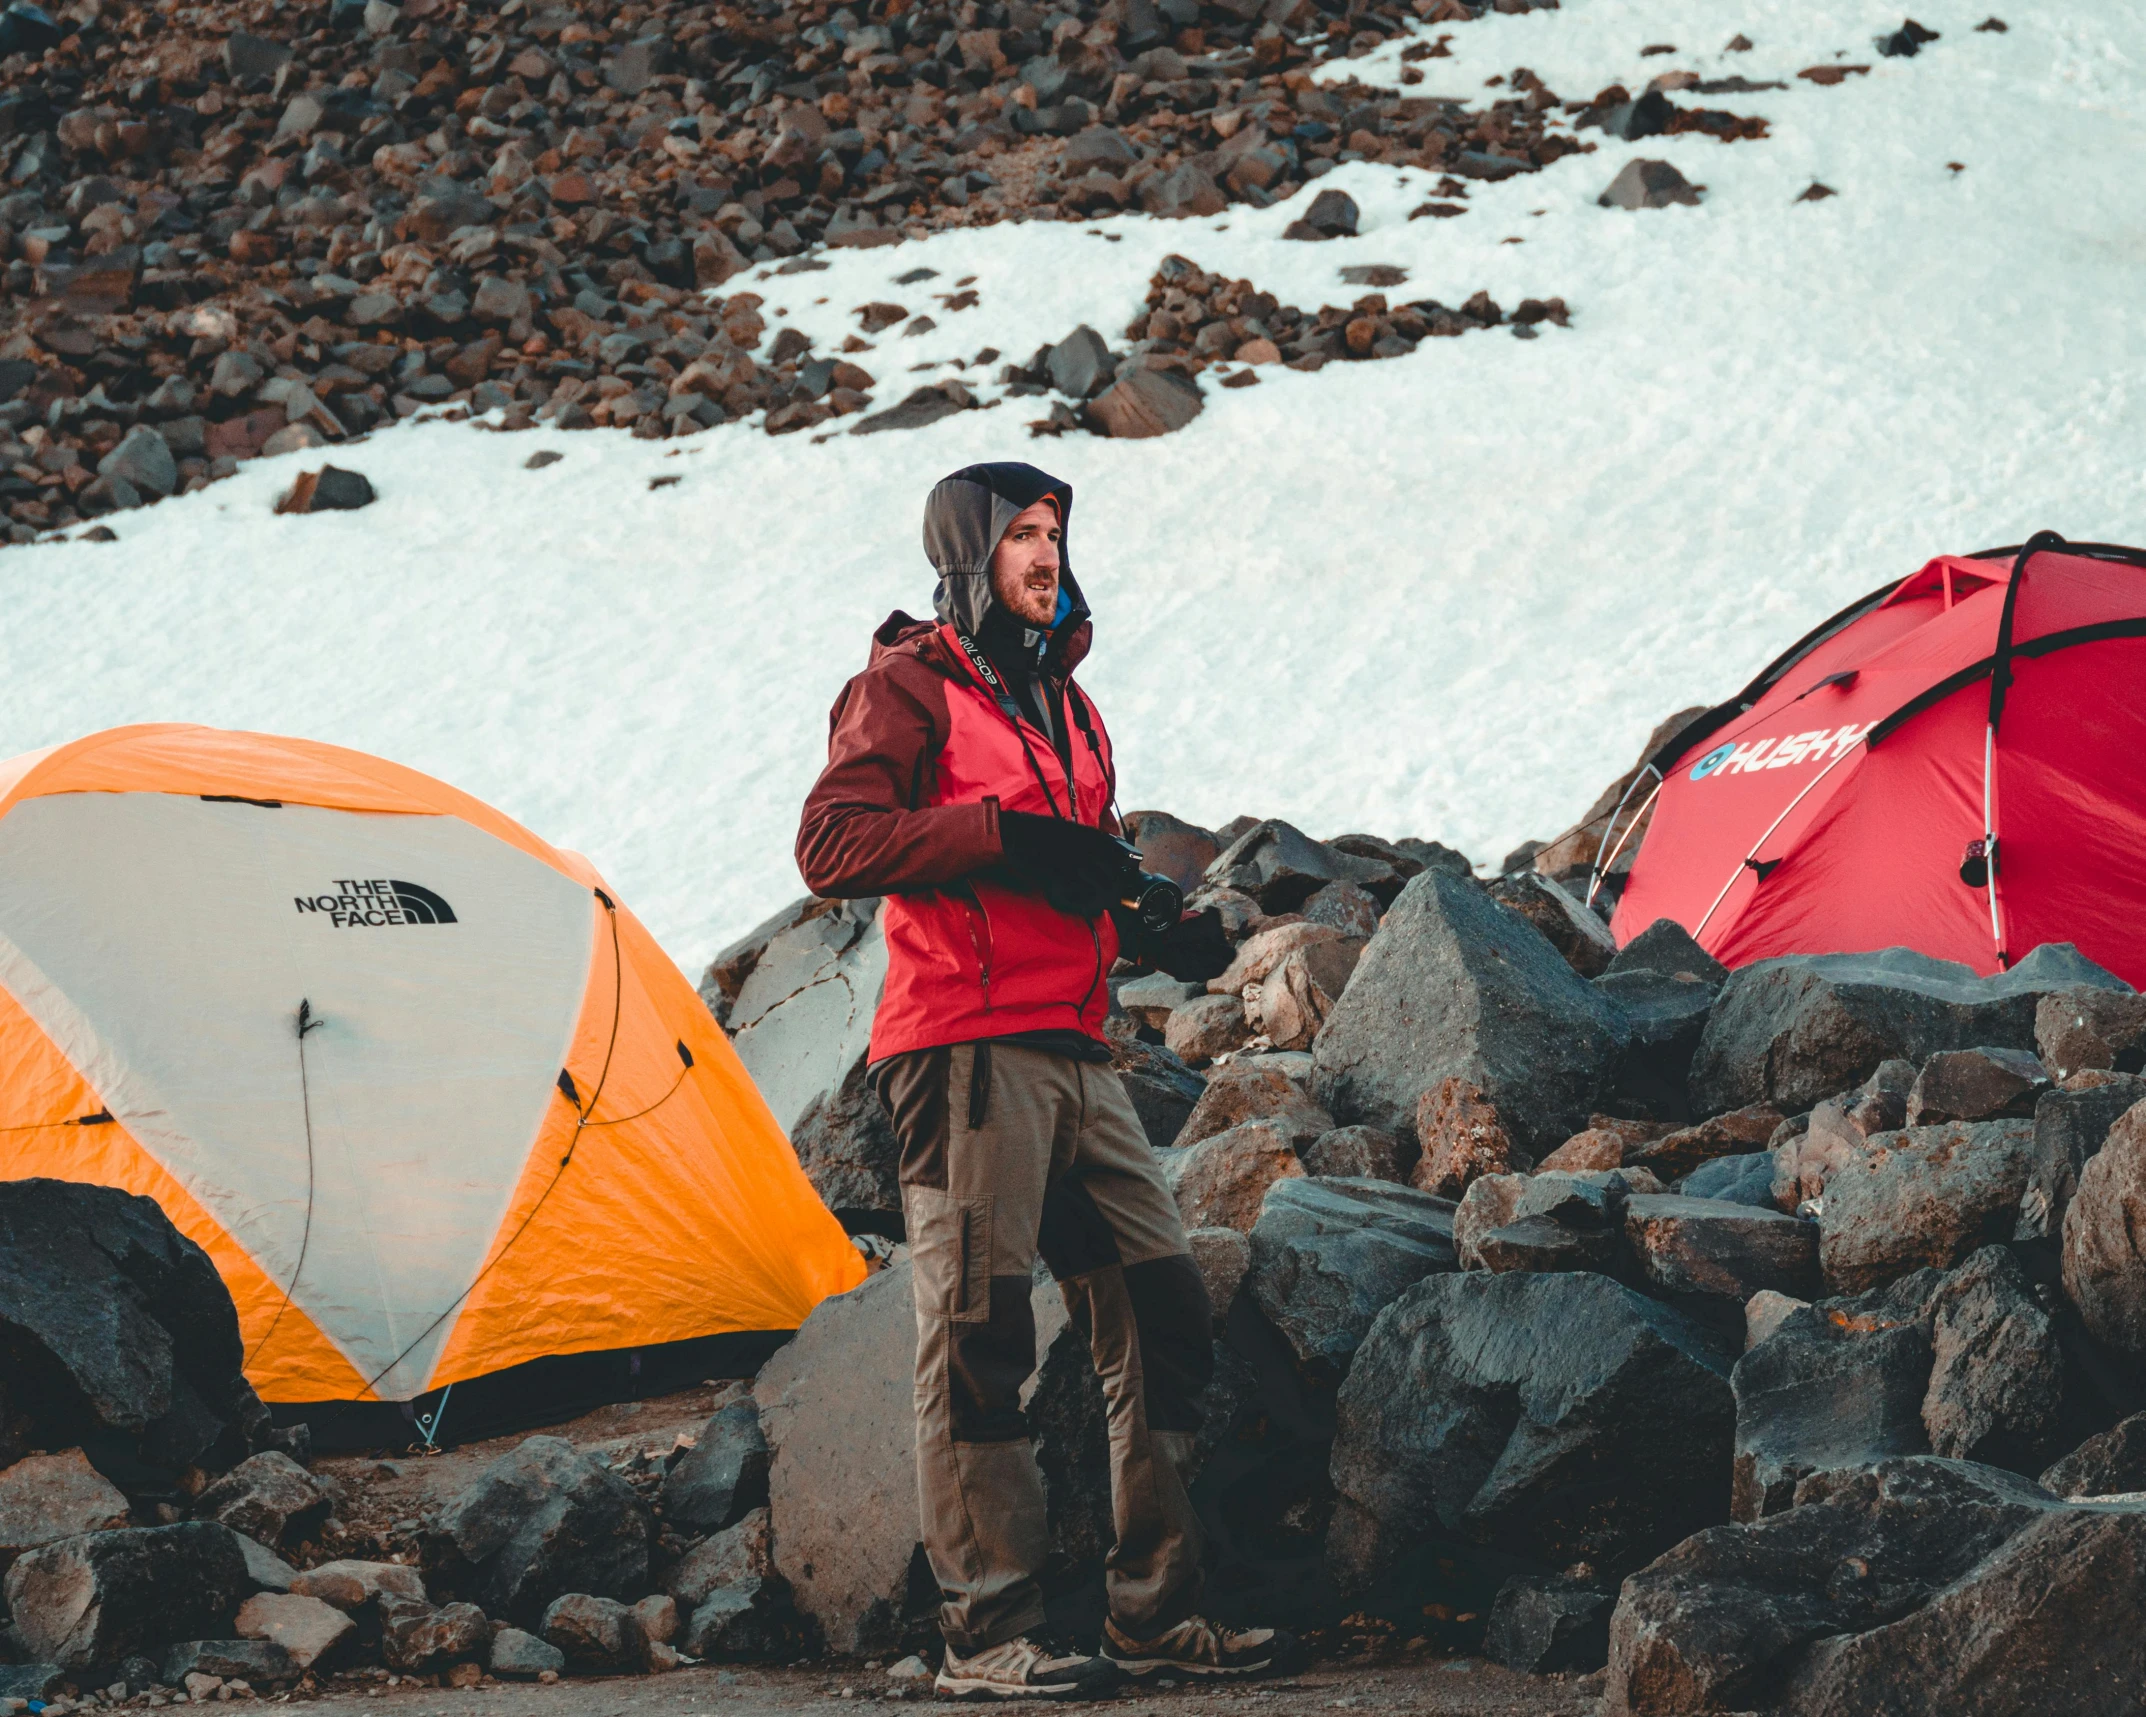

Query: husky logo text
[[295, 879, 459, 926], [1689, 723, 1873, 782]]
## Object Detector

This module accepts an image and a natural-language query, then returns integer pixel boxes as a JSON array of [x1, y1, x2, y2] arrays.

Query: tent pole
[[1981, 722, 2005, 965], [1587, 770, 1662, 908], [1691, 743, 1863, 941]]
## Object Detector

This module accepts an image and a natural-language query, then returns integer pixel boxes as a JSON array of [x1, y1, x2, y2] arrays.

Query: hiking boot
[[1100, 1614, 1296, 1678], [933, 1635, 1125, 1700]]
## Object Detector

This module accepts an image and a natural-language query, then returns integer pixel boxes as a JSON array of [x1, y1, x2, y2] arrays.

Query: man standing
[[797, 462, 1286, 1699]]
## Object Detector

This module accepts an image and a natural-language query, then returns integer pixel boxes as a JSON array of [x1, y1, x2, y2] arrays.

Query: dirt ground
[[298, 1658, 1598, 1717]]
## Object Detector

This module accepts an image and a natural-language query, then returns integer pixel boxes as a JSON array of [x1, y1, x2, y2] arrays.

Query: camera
[[1110, 837, 1184, 935]]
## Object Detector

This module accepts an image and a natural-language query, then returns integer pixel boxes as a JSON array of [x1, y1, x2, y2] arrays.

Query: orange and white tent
[[0, 725, 863, 1421]]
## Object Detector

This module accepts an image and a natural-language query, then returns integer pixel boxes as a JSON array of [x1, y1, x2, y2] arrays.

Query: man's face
[[989, 498, 1062, 627]]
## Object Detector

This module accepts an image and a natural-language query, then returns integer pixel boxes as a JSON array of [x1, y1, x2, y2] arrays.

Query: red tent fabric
[[1610, 533, 2146, 986]]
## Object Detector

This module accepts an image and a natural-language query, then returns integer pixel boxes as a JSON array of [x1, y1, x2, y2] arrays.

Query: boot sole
[[934, 1673, 1118, 1700], [1101, 1655, 1272, 1678]]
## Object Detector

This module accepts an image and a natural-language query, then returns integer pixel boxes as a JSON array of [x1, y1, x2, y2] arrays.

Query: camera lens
[[1132, 874, 1183, 935]]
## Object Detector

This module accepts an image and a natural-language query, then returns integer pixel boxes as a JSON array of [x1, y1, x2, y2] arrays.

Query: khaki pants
[[874, 1041, 1213, 1655]]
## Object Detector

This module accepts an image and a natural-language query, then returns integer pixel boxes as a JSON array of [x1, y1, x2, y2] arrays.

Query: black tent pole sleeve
[[1987, 530, 2067, 735]]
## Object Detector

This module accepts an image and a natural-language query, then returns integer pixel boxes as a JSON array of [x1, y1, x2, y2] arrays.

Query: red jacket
[[797, 616, 1121, 1061]]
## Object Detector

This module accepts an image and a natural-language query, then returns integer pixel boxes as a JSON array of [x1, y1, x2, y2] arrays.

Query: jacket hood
[[923, 462, 1091, 674]]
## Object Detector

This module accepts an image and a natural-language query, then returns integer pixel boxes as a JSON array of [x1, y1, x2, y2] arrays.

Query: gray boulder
[[1607, 919, 1727, 986], [488, 1626, 565, 1679], [382, 1597, 489, 1672], [1327, 1271, 1735, 1591], [2039, 1411, 2146, 1498], [192, 1451, 330, 1551], [98, 425, 178, 498], [2014, 1075, 2146, 1241], [1484, 1574, 1612, 1674], [426, 1436, 651, 1627], [1623, 1195, 1818, 1303], [1691, 944, 2124, 1116], [680, 1576, 797, 1660], [1730, 1272, 1944, 1521], [2061, 1100, 2146, 1356], [1246, 1177, 1455, 1378], [1923, 1244, 2062, 1468], [1677, 1151, 1777, 1208], [539, 1592, 649, 1674], [0, 1179, 282, 1491], [666, 1506, 773, 1611], [1818, 1120, 2036, 1294], [5, 1522, 251, 1667], [1204, 819, 1395, 914], [1312, 869, 1626, 1154], [0, 1666, 68, 1700], [0, 1451, 129, 1575], [1303, 1125, 1409, 1182], [658, 1395, 768, 1535], [725, 898, 895, 1223], [1603, 1457, 2104, 1716], [1596, 966, 1717, 1122], [755, 1263, 924, 1655]]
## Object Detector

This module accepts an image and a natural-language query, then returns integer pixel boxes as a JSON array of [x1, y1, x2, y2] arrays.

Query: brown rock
[[1452, 1172, 1525, 1269], [1176, 1059, 1333, 1150], [1163, 993, 1249, 1068], [1624, 1104, 1785, 1180], [1086, 366, 1203, 439], [2061, 1103, 2146, 1357], [2036, 988, 2146, 1080], [1251, 939, 1364, 1051], [1234, 337, 1281, 365], [234, 1592, 354, 1672], [1159, 1118, 1307, 1231], [1413, 1076, 1532, 1198], [1537, 1128, 1628, 1173], [1210, 920, 1348, 995]]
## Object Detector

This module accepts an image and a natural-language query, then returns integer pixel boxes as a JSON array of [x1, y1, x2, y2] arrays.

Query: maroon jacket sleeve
[[796, 658, 1002, 897]]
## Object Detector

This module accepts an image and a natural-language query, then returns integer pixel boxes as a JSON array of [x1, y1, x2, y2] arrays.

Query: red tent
[[1608, 533, 2146, 987]]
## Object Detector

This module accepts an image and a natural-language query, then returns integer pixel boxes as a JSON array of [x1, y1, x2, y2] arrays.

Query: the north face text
[[294, 879, 458, 927]]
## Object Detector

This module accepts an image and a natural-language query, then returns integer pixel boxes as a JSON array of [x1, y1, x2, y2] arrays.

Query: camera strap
[[953, 627, 1070, 821]]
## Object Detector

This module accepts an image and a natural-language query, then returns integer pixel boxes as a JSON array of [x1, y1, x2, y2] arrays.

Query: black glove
[[998, 809, 1129, 920], [1124, 906, 1232, 983]]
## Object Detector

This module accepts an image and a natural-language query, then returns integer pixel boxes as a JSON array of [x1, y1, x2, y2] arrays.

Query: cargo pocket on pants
[[907, 1187, 992, 1324]]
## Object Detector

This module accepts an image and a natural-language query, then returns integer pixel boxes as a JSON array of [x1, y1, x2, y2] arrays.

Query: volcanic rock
[[540, 1592, 650, 1675], [1328, 1271, 1734, 1592], [1906, 1045, 2047, 1125], [1597, 158, 1701, 209], [2039, 1411, 2146, 1499], [1623, 1195, 1818, 1303], [5, 1521, 251, 1668], [192, 1451, 330, 1551], [0, 1451, 129, 1575], [1085, 365, 1203, 439], [0, 1180, 281, 1493], [1313, 869, 1625, 1153], [1159, 1118, 1306, 1232], [2035, 986, 2146, 1079], [658, 1395, 768, 1536], [1246, 1177, 1455, 1378], [2014, 1075, 2146, 1242], [1484, 1574, 1613, 1674], [1818, 1120, 2035, 1293], [1691, 944, 2122, 1116], [1163, 992, 1250, 1067], [234, 1592, 353, 1672], [2061, 1101, 2146, 1356], [1730, 1270, 1943, 1520], [1922, 1244, 2062, 1467], [1177, 1056, 1334, 1152], [426, 1436, 651, 1628], [1411, 1076, 1530, 1196], [1303, 1125, 1408, 1182]]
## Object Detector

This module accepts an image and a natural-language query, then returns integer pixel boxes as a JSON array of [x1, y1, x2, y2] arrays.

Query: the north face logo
[[295, 879, 458, 927]]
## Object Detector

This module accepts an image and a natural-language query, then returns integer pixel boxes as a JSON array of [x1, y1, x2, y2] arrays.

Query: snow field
[[2, 0, 2141, 968]]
